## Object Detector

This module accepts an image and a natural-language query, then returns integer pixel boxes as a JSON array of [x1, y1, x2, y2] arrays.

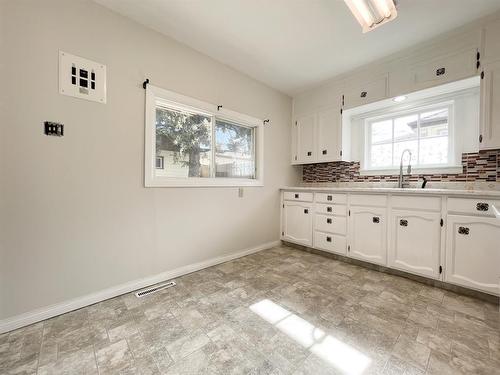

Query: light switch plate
[[59, 50, 106, 104]]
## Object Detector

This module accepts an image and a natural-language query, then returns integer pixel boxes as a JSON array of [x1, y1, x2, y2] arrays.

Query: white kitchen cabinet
[[314, 231, 347, 255], [282, 201, 313, 246], [479, 60, 500, 150], [317, 107, 342, 162], [348, 206, 387, 266], [343, 75, 388, 110], [445, 215, 500, 295], [388, 210, 442, 279], [294, 114, 316, 163]]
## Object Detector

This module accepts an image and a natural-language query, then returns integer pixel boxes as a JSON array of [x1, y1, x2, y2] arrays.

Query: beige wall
[[0, 0, 298, 321]]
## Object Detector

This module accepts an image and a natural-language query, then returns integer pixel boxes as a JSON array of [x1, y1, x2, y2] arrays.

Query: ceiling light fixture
[[344, 0, 398, 33], [393, 95, 407, 102]]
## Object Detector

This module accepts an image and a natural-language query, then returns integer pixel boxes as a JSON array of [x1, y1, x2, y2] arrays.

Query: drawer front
[[314, 231, 347, 255], [391, 196, 441, 211], [315, 203, 347, 216], [447, 198, 500, 217], [350, 194, 388, 207], [283, 191, 313, 202], [315, 193, 347, 204], [315, 214, 347, 235]]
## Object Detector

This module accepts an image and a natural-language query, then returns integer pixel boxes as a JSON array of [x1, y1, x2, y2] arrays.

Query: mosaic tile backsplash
[[302, 149, 500, 183]]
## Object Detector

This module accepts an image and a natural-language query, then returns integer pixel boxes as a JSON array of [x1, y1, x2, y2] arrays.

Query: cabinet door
[[295, 114, 316, 163], [479, 60, 500, 150], [343, 76, 388, 110], [282, 201, 313, 246], [389, 210, 441, 279], [317, 107, 342, 162], [445, 215, 500, 295], [411, 48, 477, 91], [349, 206, 387, 265]]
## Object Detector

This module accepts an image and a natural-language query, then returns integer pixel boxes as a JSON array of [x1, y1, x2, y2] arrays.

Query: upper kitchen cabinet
[[291, 98, 343, 165], [480, 59, 500, 150], [482, 18, 500, 63], [342, 75, 388, 110]]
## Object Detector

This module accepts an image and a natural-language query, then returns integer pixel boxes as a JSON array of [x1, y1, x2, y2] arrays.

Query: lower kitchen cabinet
[[389, 210, 442, 279], [445, 215, 500, 295], [314, 231, 347, 255], [282, 201, 313, 246], [348, 206, 387, 265]]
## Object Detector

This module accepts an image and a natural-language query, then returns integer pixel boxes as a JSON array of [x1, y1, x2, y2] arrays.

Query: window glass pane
[[155, 106, 212, 178], [394, 114, 418, 142], [419, 108, 449, 138], [371, 120, 392, 144], [393, 140, 418, 166], [215, 119, 255, 178], [419, 137, 448, 165], [370, 143, 392, 168]]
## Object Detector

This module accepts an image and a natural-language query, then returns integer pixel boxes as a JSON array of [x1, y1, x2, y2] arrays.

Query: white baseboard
[[0, 240, 281, 334]]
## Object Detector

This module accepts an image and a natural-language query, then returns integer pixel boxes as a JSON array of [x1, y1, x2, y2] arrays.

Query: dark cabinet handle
[[458, 226, 470, 235], [322, 150, 327, 155], [327, 195, 332, 201], [436, 67, 446, 76], [307, 151, 312, 156], [327, 206, 332, 213], [294, 193, 299, 199], [327, 218, 332, 224], [360, 91, 367, 98], [400, 219, 408, 227], [326, 236, 332, 242], [304, 209, 309, 214], [476, 202, 489, 211], [479, 134, 483, 143], [372, 217, 380, 223]]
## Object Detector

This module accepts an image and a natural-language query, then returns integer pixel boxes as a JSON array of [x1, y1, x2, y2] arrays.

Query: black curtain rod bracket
[[263, 119, 270, 125], [217, 105, 223, 111], [143, 78, 150, 89]]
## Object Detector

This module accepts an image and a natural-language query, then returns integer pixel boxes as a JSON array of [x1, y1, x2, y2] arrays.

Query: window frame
[[362, 101, 458, 174], [144, 84, 264, 187]]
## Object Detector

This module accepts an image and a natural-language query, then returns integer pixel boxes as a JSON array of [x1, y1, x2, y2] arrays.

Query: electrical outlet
[[44, 121, 64, 136]]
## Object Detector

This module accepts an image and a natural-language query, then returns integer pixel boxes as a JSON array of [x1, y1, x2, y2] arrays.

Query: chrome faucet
[[398, 149, 412, 188]]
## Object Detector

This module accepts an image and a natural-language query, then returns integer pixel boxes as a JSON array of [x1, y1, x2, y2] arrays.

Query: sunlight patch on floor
[[250, 299, 371, 375]]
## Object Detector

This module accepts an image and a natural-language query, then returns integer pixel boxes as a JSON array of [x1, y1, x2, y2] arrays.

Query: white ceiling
[[94, 0, 500, 96]]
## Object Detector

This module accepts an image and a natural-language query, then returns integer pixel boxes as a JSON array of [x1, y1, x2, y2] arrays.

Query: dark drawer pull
[[322, 150, 327, 155], [304, 209, 309, 214], [373, 217, 380, 223], [327, 218, 332, 224], [327, 195, 332, 201], [360, 91, 367, 98], [294, 193, 299, 199], [476, 202, 489, 211], [436, 67, 446, 76], [326, 236, 332, 243], [400, 219, 408, 227], [307, 151, 312, 156], [458, 226, 469, 235], [327, 206, 332, 213]]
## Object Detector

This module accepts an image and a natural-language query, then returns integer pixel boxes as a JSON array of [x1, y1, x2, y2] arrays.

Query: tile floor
[[0, 245, 499, 374]]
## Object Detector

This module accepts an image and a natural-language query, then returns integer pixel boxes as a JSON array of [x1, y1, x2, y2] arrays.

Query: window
[[145, 84, 263, 187], [365, 104, 453, 171]]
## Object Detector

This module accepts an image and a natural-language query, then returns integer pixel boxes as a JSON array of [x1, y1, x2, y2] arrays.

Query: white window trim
[[145, 84, 264, 187], [361, 101, 457, 175]]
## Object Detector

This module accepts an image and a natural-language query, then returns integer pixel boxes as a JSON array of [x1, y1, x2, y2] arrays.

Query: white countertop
[[281, 186, 500, 198]]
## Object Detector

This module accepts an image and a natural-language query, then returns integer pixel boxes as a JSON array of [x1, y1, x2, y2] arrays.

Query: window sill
[[359, 166, 463, 176], [145, 177, 264, 188]]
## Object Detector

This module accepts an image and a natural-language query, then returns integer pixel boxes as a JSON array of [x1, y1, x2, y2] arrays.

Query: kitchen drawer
[[315, 203, 347, 216], [343, 75, 388, 110], [350, 194, 388, 207], [391, 195, 441, 212], [447, 197, 500, 217], [314, 231, 347, 255], [283, 191, 313, 202], [315, 214, 347, 235], [315, 193, 347, 204]]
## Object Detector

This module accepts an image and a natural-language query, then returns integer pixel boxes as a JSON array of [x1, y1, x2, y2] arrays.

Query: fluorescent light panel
[[344, 0, 398, 33]]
